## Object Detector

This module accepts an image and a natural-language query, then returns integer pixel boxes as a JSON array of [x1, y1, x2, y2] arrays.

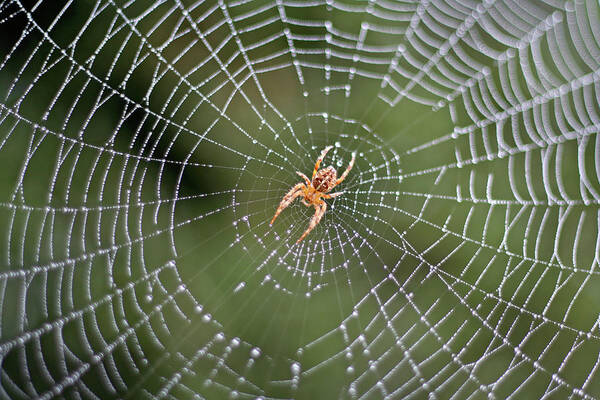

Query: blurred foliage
[[0, 0, 599, 399]]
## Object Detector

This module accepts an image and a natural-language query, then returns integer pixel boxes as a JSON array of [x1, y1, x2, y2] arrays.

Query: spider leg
[[335, 151, 356, 186], [322, 192, 342, 199], [270, 183, 305, 226], [296, 200, 327, 243], [312, 146, 333, 180], [296, 171, 311, 186]]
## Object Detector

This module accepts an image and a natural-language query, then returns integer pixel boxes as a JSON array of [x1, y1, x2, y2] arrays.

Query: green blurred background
[[0, 0, 599, 399]]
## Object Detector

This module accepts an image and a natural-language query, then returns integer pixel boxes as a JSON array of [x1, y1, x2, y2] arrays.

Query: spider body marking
[[270, 146, 356, 243], [312, 166, 337, 192]]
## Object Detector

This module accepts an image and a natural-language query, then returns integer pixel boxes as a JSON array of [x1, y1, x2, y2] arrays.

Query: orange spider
[[270, 146, 356, 243]]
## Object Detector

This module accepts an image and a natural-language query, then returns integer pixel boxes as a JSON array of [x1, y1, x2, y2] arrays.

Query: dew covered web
[[1, 0, 600, 399]]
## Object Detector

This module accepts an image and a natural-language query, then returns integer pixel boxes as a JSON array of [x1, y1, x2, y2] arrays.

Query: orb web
[[0, 0, 599, 399]]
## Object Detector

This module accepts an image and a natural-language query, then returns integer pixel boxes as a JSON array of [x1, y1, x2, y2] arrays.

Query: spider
[[270, 146, 356, 243]]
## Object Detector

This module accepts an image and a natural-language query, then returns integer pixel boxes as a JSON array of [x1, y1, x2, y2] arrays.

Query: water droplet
[[250, 347, 261, 358], [234, 282, 246, 293], [291, 362, 301, 375]]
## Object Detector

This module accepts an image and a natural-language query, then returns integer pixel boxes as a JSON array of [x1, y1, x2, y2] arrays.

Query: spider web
[[0, 0, 599, 398]]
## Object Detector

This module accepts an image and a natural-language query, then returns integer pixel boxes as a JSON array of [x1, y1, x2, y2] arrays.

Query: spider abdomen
[[312, 166, 337, 192]]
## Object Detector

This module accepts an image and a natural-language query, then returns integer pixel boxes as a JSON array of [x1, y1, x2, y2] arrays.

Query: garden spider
[[270, 146, 356, 243]]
